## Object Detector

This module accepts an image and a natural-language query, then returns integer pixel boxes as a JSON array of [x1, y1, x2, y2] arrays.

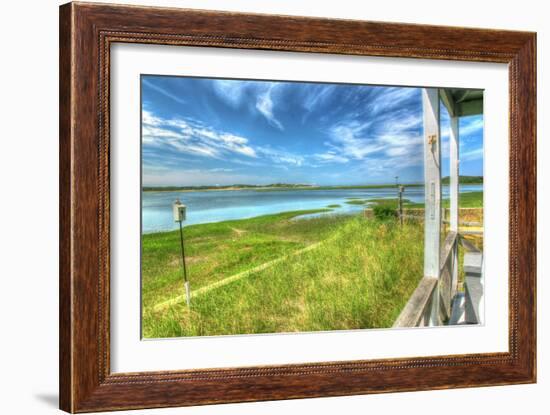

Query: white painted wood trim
[[450, 116, 460, 299], [450, 116, 459, 232], [422, 88, 442, 325]]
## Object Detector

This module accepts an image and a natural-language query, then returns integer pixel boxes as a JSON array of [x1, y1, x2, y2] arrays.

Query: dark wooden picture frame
[[59, 2, 536, 412]]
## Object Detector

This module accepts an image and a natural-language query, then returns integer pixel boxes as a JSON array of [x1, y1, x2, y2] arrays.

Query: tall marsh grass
[[142, 214, 424, 338]]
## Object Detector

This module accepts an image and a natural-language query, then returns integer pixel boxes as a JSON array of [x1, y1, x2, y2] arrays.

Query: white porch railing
[[393, 86, 484, 328], [393, 234, 482, 327]]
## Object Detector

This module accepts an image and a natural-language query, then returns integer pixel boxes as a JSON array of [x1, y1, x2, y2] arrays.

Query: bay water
[[142, 185, 482, 233]]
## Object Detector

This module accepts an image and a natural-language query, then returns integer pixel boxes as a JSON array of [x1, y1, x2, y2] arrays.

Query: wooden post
[[422, 88, 442, 325], [450, 116, 460, 298], [398, 185, 404, 225]]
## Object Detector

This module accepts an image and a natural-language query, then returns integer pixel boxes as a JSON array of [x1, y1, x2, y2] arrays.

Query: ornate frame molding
[[60, 2, 536, 412]]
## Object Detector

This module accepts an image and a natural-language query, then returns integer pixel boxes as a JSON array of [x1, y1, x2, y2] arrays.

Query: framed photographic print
[[59, 2, 536, 412]]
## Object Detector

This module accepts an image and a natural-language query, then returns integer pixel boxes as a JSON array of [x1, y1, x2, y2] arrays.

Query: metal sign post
[[173, 200, 190, 307]]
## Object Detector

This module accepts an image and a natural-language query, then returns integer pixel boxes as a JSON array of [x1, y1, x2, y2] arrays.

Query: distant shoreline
[[142, 178, 482, 193], [142, 184, 425, 193], [143, 176, 482, 193]]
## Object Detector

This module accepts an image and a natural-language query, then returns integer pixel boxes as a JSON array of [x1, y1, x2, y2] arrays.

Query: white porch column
[[450, 116, 460, 298], [422, 88, 442, 325]]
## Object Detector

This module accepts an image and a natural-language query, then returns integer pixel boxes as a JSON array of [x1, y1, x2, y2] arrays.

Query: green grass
[[345, 199, 368, 205], [344, 197, 421, 206], [367, 191, 483, 209], [445, 191, 483, 208], [442, 175, 483, 185], [326, 204, 341, 208], [367, 198, 423, 208], [141, 209, 340, 311], [142, 191, 483, 338], [142, 211, 424, 338]]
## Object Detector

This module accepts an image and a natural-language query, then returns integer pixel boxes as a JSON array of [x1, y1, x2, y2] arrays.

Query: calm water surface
[[142, 185, 482, 233]]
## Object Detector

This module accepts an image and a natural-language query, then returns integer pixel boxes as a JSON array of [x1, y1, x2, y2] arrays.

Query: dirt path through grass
[[154, 238, 331, 311]]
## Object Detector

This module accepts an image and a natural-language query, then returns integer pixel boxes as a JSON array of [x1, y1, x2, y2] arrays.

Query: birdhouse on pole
[[173, 199, 186, 222], [173, 199, 190, 307]]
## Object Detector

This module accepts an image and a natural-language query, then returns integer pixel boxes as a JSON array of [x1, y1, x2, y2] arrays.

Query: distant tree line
[[441, 175, 483, 184], [142, 183, 314, 191]]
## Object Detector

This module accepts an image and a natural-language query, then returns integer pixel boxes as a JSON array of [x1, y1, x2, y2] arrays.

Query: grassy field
[[142, 211, 425, 338], [444, 191, 483, 208], [364, 192, 483, 286], [365, 191, 483, 209], [142, 191, 483, 338]]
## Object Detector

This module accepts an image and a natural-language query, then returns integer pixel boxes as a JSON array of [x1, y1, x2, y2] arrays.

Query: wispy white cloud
[[300, 84, 336, 123], [366, 87, 419, 116], [314, 87, 424, 177], [376, 115, 423, 159], [441, 115, 483, 140], [313, 152, 349, 164], [208, 167, 235, 172], [310, 86, 422, 170], [326, 122, 385, 160], [440, 115, 483, 164], [304, 85, 335, 111], [356, 152, 423, 179], [460, 117, 484, 137], [255, 84, 284, 130], [460, 147, 483, 161], [256, 146, 304, 166], [143, 110, 305, 170], [143, 76, 482, 184], [142, 110, 256, 159], [211, 80, 284, 130], [379, 114, 422, 139], [211, 80, 245, 108], [143, 168, 269, 187], [142, 79, 186, 105]]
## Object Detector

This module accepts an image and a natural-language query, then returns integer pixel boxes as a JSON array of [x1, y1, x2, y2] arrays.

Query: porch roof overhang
[[439, 88, 483, 117]]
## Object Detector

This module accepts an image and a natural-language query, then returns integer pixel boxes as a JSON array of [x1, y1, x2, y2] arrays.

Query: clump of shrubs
[[372, 204, 397, 220]]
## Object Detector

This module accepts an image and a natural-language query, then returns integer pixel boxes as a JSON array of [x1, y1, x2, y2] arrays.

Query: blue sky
[[141, 76, 484, 186]]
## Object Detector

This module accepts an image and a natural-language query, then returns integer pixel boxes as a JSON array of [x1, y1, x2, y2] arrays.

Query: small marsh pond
[[142, 185, 482, 233]]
